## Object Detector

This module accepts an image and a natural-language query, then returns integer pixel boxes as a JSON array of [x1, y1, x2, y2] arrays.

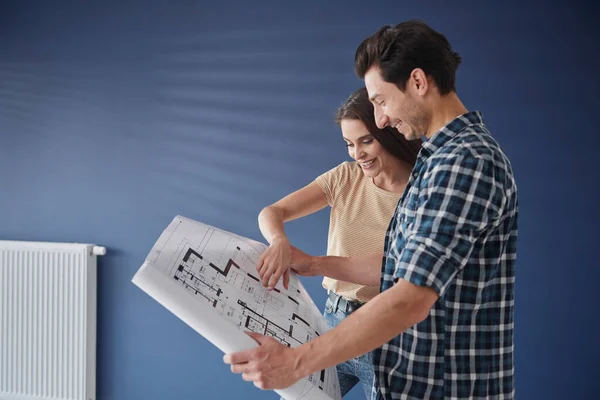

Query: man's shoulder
[[431, 126, 512, 171], [425, 125, 518, 202]]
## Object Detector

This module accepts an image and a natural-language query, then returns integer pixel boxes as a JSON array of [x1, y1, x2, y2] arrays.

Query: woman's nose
[[356, 147, 367, 160]]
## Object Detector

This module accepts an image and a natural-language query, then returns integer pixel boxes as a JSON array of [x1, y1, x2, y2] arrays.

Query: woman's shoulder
[[326, 161, 366, 192], [315, 161, 363, 201], [332, 160, 362, 177]]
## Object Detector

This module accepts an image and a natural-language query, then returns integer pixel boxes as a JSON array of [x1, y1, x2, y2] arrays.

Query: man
[[224, 20, 518, 399]]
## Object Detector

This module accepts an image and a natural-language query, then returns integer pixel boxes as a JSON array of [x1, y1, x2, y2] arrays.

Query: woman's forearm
[[258, 206, 288, 244], [311, 252, 383, 286]]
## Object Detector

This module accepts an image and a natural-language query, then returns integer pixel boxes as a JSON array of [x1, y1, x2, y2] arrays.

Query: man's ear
[[410, 68, 429, 96]]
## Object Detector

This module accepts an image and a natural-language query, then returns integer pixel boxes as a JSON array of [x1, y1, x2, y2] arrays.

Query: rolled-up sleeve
[[393, 152, 503, 297]]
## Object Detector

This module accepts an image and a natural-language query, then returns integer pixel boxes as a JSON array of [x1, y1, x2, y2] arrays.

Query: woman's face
[[341, 118, 393, 179]]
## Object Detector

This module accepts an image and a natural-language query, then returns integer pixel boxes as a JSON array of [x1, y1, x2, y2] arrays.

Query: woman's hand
[[257, 236, 292, 290]]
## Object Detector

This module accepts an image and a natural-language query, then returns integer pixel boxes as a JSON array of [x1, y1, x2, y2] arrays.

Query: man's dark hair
[[354, 20, 462, 95], [336, 88, 421, 165]]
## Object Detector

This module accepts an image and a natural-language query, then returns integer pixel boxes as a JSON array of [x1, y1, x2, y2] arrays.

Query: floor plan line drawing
[[132, 216, 341, 400]]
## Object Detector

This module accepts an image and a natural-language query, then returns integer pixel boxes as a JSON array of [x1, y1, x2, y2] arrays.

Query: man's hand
[[223, 331, 305, 390], [256, 236, 291, 290]]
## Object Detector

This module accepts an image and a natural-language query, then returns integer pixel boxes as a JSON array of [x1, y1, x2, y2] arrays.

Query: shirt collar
[[420, 111, 484, 156]]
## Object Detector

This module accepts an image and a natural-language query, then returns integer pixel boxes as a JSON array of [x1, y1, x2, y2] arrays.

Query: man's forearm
[[293, 280, 437, 379], [311, 252, 382, 286]]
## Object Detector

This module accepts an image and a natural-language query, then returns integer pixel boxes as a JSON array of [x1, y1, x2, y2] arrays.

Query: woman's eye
[[363, 139, 373, 145], [345, 143, 353, 148]]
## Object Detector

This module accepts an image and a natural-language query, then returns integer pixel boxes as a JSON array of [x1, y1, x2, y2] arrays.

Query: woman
[[256, 87, 421, 398]]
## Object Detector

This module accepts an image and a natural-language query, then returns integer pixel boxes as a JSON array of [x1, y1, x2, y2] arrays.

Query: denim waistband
[[328, 290, 364, 313]]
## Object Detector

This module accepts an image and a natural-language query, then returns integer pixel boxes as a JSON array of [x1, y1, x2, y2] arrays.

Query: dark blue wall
[[1, 1, 598, 399]]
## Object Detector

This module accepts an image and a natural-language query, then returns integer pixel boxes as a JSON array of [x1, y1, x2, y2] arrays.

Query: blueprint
[[132, 216, 341, 400]]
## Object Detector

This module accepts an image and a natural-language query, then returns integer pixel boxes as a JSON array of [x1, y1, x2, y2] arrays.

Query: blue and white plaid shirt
[[373, 111, 518, 399]]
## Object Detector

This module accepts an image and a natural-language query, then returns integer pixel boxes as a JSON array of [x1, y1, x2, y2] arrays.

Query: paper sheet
[[132, 215, 341, 400]]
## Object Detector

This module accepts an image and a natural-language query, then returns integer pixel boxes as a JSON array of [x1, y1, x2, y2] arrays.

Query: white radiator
[[0, 240, 104, 400]]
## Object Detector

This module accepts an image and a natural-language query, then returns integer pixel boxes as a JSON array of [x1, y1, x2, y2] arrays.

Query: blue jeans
[[324, 295, 374, 399]]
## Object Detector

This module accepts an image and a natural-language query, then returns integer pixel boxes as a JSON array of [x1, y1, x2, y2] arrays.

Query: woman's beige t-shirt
[[315, 161, 403, 303]]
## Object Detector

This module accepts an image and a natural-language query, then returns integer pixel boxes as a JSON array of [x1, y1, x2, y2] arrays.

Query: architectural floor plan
[[132, 216, 341, 400]]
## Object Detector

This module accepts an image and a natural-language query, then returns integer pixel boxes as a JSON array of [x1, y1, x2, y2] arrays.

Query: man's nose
[[374, 107, 389, 129]]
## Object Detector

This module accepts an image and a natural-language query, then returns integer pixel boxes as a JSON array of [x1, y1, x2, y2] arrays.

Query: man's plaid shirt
[[373, 111, 518, 399]]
